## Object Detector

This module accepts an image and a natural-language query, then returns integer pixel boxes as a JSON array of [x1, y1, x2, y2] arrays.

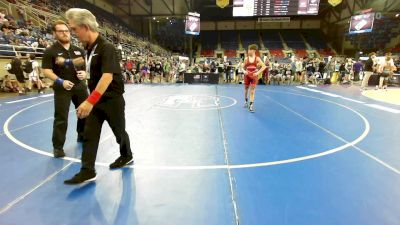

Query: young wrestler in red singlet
[[243, 44, 266, 112]]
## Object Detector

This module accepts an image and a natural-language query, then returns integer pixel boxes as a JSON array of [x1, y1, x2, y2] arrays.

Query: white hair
[[65, 8, 99, 32]]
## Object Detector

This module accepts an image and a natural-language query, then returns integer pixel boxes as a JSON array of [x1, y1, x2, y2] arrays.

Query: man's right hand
[[63, 80, 74, 90], [55, 57, 66, 65]]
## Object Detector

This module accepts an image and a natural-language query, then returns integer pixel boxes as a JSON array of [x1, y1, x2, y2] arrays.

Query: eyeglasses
[[55, 30, 70, 33]]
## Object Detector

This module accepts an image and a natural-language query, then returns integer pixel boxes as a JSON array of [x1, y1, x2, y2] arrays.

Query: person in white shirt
[[177, 61, 186, 82], [236, 59, 245, 84], [295, 58, 304, 82], [344, 58, 354, 81], [378, 53, 396, 90], [178, 61, 186, 73], [26, 54, 44, 93], [283, 63, 295, 85]]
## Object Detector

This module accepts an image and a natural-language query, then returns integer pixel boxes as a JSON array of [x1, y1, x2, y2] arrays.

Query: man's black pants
[[52, 82, 88, 150], [81, 95, 132, 171]]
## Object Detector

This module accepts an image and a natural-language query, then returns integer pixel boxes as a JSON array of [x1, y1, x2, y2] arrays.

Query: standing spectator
[[361, 52, 377, 90], [305, 58, 315, 84], [394, 57, 400, 73], [352, 59, 363, 82], [178, 60, 186, 83], [295, 57, 303, 83], [154, 60, 163, 83], [25, 54, 44, 93], [8, 55, 27, 95], [163, 60, 172, 82], [378, 53, 396, 90], [149, 61, 156, 83], [318, 58, 326, 78], [140, 62, 149, 83], [224, 61, 231, 83], [339, 60, 347, 84], [235, 59, 244, 84], [345, 58, 354, 82]]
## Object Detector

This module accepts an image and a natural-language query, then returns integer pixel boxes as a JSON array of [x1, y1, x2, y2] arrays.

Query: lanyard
[[85, 44, 98, 79]]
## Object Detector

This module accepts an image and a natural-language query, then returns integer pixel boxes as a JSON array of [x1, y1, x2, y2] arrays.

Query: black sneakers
[[63, 155, 133, 184], [64, 169, 96, 185], [109, 155, 134, 169], [53, 149, 65, 158]]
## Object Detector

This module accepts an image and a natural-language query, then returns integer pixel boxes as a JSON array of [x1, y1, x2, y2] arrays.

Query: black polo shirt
[[42, 42, 85, 86], [86, 35, 124, 98], [154, 62, 163, 74], [364, 58, 374, 72]]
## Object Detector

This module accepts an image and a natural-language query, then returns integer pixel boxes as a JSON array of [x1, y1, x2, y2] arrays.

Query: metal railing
[[0, 44, 45, 57]]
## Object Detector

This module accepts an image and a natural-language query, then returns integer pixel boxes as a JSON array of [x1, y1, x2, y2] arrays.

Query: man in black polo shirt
[[154, 60, 163, 83], [149, 61, 156, 83], [64, 8, 133, 184], [361, 52, 377, 90], [42, 20, 88, 158]]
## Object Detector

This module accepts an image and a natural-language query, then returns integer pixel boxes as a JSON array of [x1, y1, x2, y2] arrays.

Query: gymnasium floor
[[0, 84, 399, 225]]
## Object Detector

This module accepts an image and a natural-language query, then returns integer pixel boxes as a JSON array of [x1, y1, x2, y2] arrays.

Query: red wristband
[[87, 90, 102, 105]]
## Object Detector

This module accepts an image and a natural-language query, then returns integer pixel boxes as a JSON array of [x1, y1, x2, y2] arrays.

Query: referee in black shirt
[[154, 60, 164, 83], [42, 20, 88, 158], [361, 52, 377, 90], [64, 8, 133, 184]]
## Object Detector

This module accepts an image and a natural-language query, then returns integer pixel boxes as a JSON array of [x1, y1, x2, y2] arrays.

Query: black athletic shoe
[[64, 169, 96, 185], [109, 155, 134, 169], [53, 149, 65, 158]]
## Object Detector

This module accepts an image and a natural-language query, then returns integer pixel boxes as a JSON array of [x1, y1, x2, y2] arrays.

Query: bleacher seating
[[280, 30, 306, 49], [346, 16, 399, 50], [224, 49, 236, 58], [269, 49, 284, 58], [0, 0, 170, 58], [295, 49, 308, 58], [262, 30, 283, 49], [318, 48, 335, 56], [201, 31, 218, 50], [201, 49, 214, 57], [220, 30, 238, 50], [155, 20, 185, 52], [197, 29, 336, 58], [391, 44, 400, 53], [302, 30, 328, 49], [240, 30, 260, 50]]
